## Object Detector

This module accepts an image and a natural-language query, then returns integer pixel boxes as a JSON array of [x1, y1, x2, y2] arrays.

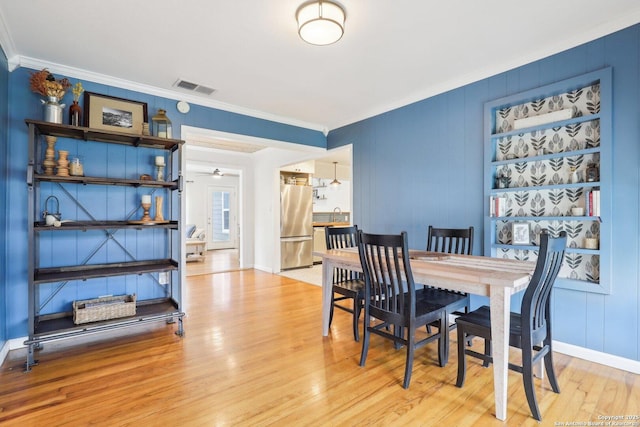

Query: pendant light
[[330, 161, 341, 186], [296, 1, 345, 46]]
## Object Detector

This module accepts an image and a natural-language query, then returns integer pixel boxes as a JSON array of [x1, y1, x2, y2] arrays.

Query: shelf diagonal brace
[[54, 183, 166, 282]]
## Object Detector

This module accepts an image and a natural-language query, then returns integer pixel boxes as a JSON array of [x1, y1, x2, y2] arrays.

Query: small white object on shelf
[[513, 108, 573, 130]]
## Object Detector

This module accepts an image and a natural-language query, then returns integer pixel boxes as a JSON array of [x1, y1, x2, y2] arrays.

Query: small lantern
[[585, 163, 599, 182], [151, 109, 172, 139]]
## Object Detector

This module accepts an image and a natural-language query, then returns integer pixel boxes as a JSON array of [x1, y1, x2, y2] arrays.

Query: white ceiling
[[1, 1, 640, 134]]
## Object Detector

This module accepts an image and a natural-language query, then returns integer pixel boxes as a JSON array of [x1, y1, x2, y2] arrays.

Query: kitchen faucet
[[332, 206, 342, 222]]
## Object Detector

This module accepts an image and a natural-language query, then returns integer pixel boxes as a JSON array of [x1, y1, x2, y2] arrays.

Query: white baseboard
[[553, 340, 640, 374], [0, 340, 8, 366], [253, 264, 274, 273]]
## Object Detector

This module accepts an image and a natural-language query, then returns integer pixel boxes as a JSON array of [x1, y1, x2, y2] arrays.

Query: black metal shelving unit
[[24, 120, 186, 371]]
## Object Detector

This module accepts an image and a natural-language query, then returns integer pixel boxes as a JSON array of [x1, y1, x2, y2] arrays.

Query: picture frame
[[84, 92, 148, 135], [512, 222, 530, 245]]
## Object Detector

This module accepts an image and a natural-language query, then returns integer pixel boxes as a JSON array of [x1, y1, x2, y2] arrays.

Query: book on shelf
[[586, 189, 600, 217], [490, 196, 507, 217]]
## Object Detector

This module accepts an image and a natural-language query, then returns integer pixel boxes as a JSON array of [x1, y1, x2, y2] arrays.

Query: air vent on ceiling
[[174, 79, 216, 96]]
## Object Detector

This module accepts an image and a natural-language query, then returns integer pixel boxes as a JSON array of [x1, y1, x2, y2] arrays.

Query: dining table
[[315, 247, 536, 421]]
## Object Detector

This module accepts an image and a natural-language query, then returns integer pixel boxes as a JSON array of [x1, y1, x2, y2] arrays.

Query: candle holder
[[155, 156, 165, 181], [154, 196, 164, 221], [156, 165, 165, 181], [141, 195, 152, 222]]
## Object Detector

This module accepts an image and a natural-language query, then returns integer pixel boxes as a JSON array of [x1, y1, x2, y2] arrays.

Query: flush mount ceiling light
[[330, 161, 341, 186], [212, 168, 223, 178], [296, 1, 345, 46]]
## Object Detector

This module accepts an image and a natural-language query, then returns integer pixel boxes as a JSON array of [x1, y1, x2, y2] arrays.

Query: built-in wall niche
[[484, 67, 611, 294]]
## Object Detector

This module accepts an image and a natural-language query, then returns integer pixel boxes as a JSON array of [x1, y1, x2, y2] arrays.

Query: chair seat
[[455, 305, 524, 341], [333, 279, 364, 296], [420, 287, 469, 313]]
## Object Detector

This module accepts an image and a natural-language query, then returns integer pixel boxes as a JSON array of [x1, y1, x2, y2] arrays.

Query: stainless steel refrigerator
[[280, 184, 313, 270]]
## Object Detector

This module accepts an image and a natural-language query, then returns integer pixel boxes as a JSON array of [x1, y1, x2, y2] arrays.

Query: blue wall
[[0, 46, 8, 345], [329, 24, 640, 361], [3, 67, 326, 339]]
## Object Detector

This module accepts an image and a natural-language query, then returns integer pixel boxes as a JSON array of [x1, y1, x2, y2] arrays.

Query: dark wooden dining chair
[[426, 226, 474, 256], [423, 226, 474, 355], [325, 225, 364, 341], [357, 230, 448, 388], [455, 231, 567, 421]]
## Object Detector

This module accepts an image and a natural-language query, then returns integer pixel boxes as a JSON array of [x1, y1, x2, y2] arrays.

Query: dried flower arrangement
[[29, 68, 71, 99], [71, 81, 84, 102]]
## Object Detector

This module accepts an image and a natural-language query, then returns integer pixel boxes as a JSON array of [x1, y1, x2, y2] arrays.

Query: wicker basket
[[73, 294, 136, 325]]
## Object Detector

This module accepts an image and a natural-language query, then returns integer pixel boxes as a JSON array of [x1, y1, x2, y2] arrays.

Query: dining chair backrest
[[325, 225, 359, 250], [358, 231, 415, 322], [427, 226, 474, 255], [325, 225, 360, 283], [522, 231, 567, 343]]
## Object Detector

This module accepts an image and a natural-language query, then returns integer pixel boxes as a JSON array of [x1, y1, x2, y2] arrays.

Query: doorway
[[207, 185, 238, 250]]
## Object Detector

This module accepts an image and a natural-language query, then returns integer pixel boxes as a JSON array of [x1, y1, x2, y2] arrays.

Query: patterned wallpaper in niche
[[495, 153, 599, 190], [497, 247, 600, 283], [495, 83, 601, 134], [496, 119, 600, 161]]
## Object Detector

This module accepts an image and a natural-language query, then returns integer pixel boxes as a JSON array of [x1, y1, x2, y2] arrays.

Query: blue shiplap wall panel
[[3, 66, 326, 338], [329, 23, 640, 361]]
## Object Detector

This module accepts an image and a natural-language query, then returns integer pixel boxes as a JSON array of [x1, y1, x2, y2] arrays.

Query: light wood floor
[[1, 270, 638, 426], [186, 248, 240, 276]]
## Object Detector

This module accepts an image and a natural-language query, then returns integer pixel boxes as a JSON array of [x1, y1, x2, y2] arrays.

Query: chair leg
[[543, 340, 560, 393], [394, 325, 403, 350], [329, 292, 335, 327], [438, 312, 448, 367], [482, 338, 491, 367], [455, 324, 466, 387], [359, 314, 370, 367], [352, 296, 361, 342], [522, 345, 542, 421], [403, 329, 416, 389]]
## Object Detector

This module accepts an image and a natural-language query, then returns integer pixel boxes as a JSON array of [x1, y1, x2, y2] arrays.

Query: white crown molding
[[13, 56, 328, 134], [330, 11, 640, 130], [0, 8, 18, 70]]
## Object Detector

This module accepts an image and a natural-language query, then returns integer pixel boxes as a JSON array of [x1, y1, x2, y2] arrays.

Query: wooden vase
[[154, 196, 164, 221], [69, 100, 82, 126], [56, 150, 70, 177], [43, 136, 57, 175]]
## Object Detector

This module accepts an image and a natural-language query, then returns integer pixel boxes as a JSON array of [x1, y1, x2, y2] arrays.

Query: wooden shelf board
[[33, 173, 179, 189], [34, 220, 179, 231], [26, 119, 184, 150], [34, 259, 178, 284], [31, 299, 182, 338]]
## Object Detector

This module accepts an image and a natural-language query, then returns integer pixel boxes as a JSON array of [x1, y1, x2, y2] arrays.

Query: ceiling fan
[[194, 168, 239, 178]]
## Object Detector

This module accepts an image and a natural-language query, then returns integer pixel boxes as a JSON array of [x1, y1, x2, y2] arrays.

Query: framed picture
[[84, 92, 148, 135], [512, 222, 530, 245]]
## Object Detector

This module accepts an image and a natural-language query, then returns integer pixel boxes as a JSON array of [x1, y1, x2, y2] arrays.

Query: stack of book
[[490, 196, 507, 217], [585, 189, 600, 216]]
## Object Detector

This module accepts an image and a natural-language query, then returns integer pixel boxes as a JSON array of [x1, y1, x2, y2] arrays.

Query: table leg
[[322, 260, 333, 336], [490, 287, 511, 421]]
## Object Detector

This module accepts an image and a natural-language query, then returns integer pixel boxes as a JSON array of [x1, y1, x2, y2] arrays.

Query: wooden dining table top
[[317, 247, 535, 294]]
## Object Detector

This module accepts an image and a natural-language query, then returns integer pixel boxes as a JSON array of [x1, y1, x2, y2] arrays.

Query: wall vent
[[174, 79, 216, 95]]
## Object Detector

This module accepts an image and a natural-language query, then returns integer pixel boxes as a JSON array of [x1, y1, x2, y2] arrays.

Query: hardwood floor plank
[[1, 269, 638, 426]]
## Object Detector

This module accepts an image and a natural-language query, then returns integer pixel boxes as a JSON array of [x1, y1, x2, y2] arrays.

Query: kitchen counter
[[313, 222, 351, 227]]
